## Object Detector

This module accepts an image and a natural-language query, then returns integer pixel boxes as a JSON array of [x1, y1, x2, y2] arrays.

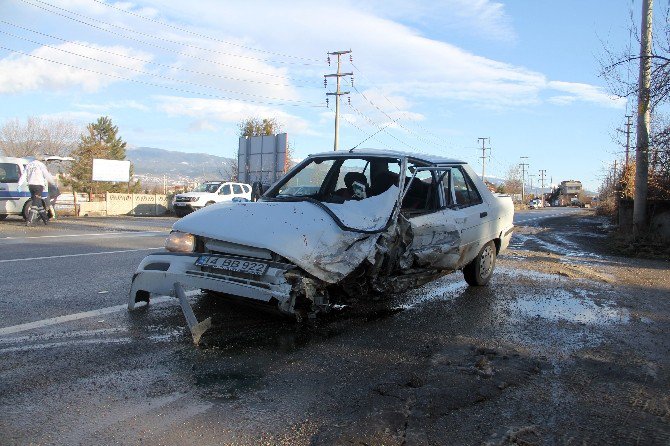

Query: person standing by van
[[20, 158, 56, 225]]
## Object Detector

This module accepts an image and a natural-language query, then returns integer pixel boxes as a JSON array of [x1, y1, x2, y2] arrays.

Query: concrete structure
[[560, 180, 582, 196]]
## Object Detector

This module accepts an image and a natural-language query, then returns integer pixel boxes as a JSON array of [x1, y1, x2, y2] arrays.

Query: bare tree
[[502, 165, 523, 196], [0, 116, 82, 157]]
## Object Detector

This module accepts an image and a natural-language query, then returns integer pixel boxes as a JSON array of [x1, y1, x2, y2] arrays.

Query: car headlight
[[165, 231, 195, 252]]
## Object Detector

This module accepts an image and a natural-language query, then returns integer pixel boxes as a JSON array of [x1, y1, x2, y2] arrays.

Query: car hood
[[173, 186, 400, 283]]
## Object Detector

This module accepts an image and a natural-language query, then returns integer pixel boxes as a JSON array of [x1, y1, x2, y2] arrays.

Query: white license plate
[[195, 255, 268, 276]]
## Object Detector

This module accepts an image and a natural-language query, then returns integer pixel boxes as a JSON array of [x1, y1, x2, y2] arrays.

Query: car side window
[[0, 163, 21, 183], [220, 184, 231, 195], [242, 185, 250, 193], [452, 168, 482, 207], [232, 184, 243, 194]]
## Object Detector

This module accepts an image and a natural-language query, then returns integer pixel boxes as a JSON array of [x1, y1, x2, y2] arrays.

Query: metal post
[[325, 50, 352, 151]]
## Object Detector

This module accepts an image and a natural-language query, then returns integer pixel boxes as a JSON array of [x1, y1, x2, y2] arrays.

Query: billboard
[[238, 133, 288, 186], [92, 159, 131, 182]]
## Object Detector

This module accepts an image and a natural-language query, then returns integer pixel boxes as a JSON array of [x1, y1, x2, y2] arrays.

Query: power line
[[0, 25, 316, 89], [88, 0, 321, 63], [0, 35, 315, 104], [350, 61, 448, 146], [0, 45, 326, 108], [351, 84, 443, 149], [0, 20, 315, 85], [348, 103, 418, 152], [20, 0, 319, 66]]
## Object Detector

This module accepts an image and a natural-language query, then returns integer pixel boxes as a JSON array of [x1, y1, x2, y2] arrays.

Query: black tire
[[22, 200, 32, 221], [463, 241, 497, 286], [204, 201, 215, 206], [0, 214, 7, 221]]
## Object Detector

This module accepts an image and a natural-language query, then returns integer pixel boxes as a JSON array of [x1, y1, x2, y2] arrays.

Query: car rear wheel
[[463, 241, 496, 286], [22, 200, 32, 221]]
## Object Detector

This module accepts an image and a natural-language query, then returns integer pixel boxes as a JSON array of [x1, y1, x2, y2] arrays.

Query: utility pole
[[539, 169, 547, 202], [519, 156, 529, 203], [634, 0, 653, 235], [325, 50, 353, 151], [477, 137, 490, 181], [529, 174, 536, 198], [624, 115, 633, 168]]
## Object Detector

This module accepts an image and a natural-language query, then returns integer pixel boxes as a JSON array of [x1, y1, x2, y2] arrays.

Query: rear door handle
[[480, 212, 488, 218]]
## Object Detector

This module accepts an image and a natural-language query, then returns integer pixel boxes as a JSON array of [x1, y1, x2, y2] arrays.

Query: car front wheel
[[463, 240, 496, 286]]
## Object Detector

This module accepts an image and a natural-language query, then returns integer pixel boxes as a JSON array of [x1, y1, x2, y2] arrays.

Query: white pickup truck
[[173, 181, 251, 217]]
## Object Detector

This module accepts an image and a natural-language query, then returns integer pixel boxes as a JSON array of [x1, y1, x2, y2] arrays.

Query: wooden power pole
[[634, 0, 653, 235]]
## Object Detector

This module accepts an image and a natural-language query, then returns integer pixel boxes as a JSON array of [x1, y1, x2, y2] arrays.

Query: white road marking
[[0, 290, 200, 336], [0, 247, 162, 263], [0, 231, 167, 241]]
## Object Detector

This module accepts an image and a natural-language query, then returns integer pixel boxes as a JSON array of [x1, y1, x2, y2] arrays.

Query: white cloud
[[188, 119, 218, 132], [547, 81, 626, 108], [0, 42, 152, 93], [38, 110, 102, 123], [154, 96, 312, 134], [74, 100, 150, 111]]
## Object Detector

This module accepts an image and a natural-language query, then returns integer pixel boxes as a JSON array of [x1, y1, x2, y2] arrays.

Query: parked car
[[0, 156, 68, 220], [173, 181, 251, 217], [129, 149, 514, 331]]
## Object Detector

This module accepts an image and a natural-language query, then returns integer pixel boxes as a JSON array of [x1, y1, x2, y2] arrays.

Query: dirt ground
[[1, 210, 669, 445]]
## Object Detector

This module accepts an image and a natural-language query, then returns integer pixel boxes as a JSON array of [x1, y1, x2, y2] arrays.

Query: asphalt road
[[1, 207, 668, 445]]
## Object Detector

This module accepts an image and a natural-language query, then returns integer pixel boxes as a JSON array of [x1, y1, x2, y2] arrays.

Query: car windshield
[[193, 182, 222, 193], [266, 156, 402, 204]]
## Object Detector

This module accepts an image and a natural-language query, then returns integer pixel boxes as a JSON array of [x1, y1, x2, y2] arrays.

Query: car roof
[[307, 148, 465, 165], [0, 156, 29, 164]]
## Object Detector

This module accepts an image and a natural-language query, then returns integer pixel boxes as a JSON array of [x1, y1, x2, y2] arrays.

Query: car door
[[231, 183, 244, 199], [448, 166, 491, 264], [0, 160, 26, 215], [401, 164, 463, 270], [218, 184, 232, 202]]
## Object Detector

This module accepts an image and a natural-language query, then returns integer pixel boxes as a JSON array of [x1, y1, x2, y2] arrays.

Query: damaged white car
[[129, 150, 513, 342]]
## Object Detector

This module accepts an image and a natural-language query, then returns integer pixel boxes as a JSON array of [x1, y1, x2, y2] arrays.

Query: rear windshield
[[0, 163, 21, 183]]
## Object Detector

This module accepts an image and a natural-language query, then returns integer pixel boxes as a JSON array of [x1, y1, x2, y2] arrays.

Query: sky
[[0, 0, 650, 191]]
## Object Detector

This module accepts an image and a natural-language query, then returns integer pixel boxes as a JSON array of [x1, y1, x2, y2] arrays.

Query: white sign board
[[92, 159, 130, 182]]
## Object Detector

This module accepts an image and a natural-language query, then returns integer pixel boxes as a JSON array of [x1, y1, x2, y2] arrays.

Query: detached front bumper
[[128, 252, 295, 313]]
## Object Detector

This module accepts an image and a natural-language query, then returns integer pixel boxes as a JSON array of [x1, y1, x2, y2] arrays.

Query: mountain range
[[126, 146, 235, 185]]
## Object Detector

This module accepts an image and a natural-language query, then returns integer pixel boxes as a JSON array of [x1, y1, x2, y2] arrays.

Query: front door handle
[[480, 211, 488, 218]]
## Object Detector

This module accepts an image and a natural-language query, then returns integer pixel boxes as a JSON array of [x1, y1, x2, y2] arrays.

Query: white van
[[0, 156, 69, 220], [173, 181, 251, 217]]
